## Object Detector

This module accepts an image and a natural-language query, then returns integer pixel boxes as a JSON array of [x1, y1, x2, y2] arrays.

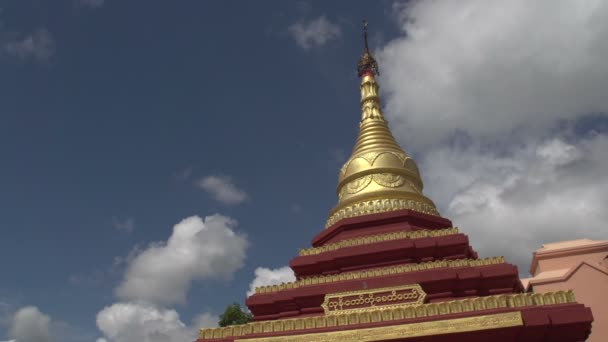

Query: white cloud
[[379, 0, 608, 150], [8, 306, 52, 342], [289, 15, 341, 50], [191, 312, 218, 329], [3, 29, 55, 62], [196, 175, 248, 205], [113, 217, 136, 233], [421, 135, 608, 274], [96, 302, 197, 342], [247, 266, 295, 297], [376, 0, 608, 275], [96, 215, 226, 341], [96, 302, 217, 342], [116, 215, 248, 306], [1, 303, 93, 342]]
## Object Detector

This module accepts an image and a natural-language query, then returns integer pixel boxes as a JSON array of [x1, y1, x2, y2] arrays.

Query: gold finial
[[358, 20, 379, 77], [325, 21, 439, 228]]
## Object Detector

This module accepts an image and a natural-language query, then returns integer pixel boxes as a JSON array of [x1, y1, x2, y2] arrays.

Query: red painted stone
[[290, 233, 474, 277], [200, 210, 593, 341], [312, 210, 453, 246]]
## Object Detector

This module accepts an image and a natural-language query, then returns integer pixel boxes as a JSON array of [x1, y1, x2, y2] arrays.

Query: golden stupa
[[326, 22, 439, 228]]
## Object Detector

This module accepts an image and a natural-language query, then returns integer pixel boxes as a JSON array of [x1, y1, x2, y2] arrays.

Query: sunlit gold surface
[[199, 290, 577, 339], [254, 256, 505, 295], [321, 284, 426, 314], [235, 312, 523, 341], [299, 227, 458, 256], [327, 73, 439, 228]]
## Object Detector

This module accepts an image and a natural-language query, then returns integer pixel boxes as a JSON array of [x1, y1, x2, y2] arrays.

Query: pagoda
[[197, 22, 593, 342]]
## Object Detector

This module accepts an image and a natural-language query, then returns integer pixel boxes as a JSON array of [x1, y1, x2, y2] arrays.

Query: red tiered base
[[197, 210, 593, 341]]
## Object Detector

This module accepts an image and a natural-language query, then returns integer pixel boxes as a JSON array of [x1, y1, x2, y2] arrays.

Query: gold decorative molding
[[339, 173, 409, 200], [325, 197, 440, 229], [254, 256, 505, 295], [299, 227, 458, 256], [321, 284, 426, 314], [344, 175, 372, 194], [199, 290, 577, 340], [339, 151, 408, 177], [372, 173, 405, 188], [234, 312, 523, 342], [406, 180, 422, 194]]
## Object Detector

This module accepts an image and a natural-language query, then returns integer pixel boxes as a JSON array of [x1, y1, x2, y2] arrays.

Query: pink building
[[522, 239, 608, 342]]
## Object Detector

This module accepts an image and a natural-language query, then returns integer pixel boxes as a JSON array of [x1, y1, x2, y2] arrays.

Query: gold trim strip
[[299, 227, 458, 256], [235, 311, 523, 342], [325, 197, 440, 229], [255, 256, 505, 294], [199, 290, 577, 340]]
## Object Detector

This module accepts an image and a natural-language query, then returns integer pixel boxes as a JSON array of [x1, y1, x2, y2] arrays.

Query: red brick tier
[[313, 210, 453, 247], [291, 233, 477, 278], [197, 302, 592, 342], [247, 262, 521, 321]]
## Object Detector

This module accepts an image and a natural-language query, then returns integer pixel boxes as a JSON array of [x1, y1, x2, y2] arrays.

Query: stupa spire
[[357, 20, 379, 77], [325, 21, 439, 228]]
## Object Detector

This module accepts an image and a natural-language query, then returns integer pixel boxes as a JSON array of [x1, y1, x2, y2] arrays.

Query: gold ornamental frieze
[[321, 284, 426, 314], [199, 290, 578, 340], [339, 151, 408, 176], [299, 227, 458, 256], [344, 174, 372, 194], [255, 256, 505, 295], [234, 312, 523, 342], [371, 173, 405, 188], [325, 197, 440, 228]]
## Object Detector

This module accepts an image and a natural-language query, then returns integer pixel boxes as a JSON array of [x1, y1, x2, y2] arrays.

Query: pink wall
[[522, 239, 608, 342]]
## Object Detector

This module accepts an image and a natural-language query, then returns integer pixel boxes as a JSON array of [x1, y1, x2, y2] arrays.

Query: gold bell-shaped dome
[[325, 22, 439, 228]]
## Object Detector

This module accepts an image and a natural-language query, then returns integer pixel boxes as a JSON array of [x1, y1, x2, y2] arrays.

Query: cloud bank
[[379, 0, 608, 274], [116, 215, 248, 306], [380, 0, 608, 149], [98, 214, 241, 342], [96, 302, 212, 342], [7, 306, 52, 342]]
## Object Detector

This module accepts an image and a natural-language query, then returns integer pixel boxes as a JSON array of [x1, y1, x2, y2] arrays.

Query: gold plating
[[339, 151, 407, 176], [344, 175, 372, 194], [325, 196, 439, 229], [299, 227, 458, 256], [321, 284, 426, 314], [328, 71, 439, 229], [254, 256, 505, 295], [199, 291, 577, 339], [372, 173, 406, 188], [233, 312, 523, 341]]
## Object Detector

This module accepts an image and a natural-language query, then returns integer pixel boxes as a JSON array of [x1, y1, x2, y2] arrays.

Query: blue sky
[[2, 1, 608, 341]]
